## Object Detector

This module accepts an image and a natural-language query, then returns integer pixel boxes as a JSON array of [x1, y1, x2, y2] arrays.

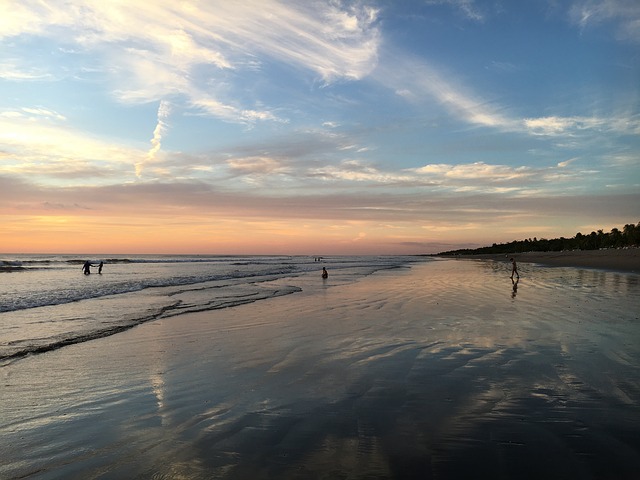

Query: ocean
[[0, 254, 422, 364]]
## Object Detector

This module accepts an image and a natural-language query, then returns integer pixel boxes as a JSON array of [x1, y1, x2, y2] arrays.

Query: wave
[[0, 256, 427, 364], [0, 265, 298, 313], [0, 263, 27, 272], [2, 254, 420, 268], [0, 255, 297, 269], [0, 283, 302, 364]]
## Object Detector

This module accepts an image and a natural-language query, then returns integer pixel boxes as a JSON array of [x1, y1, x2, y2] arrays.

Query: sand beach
[[442, 247, 640, 273], [1, 258, 640, 479]]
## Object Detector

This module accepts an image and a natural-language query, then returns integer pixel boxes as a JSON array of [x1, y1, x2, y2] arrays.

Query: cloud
[[414, 162, 532, 182], [0, 61, 55, 80], [569, 0, 640, 43], [557, 158, 578, 168], [0, 113, 144, 183], [374, 50, 518, 130], [379, 52, 638, 140], [0, 108, 66, 122], [226, 156, 290, 176], [375, 41, 638, 140], [188, 96, 279, 124], [1, 1, 381, 124], [20, 107, 67, 121], [524, 116, 594, 136], [2, 97, 627, 200], [523, 115, 640, 136], [3, 175, 638, 232], [424, 0, 485, 22], [310, 160, 420, 184], [300, 156, 588, 196], [136, 100, 172, 177]]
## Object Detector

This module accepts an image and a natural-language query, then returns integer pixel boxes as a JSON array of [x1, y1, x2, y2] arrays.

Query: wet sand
[[441, 248, 640, 273], [1, 260, 640, 479]]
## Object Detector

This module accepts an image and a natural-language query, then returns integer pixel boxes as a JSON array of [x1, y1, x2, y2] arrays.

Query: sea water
[[0, 254, 422, 363]]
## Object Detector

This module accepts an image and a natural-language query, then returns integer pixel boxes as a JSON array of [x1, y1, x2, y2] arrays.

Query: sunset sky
[[1, 0, 639, 255]]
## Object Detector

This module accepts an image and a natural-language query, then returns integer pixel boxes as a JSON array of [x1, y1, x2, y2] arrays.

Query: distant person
[[82, 261, 91, 275], [322, 267, 328, 279], [510, 257, 519, 280], [98, 261, 104, 274]]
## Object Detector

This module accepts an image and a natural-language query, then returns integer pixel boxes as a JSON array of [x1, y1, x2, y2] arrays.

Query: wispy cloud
[[188, 96, 279, 124], [374, 50, 519, 130], [524, 114, 640, 136], [3, 175, 637, 231], [0, 108, 66, 121], [414, 162, 532, 183], [136, 100, 171, 177], [0, 61, 54, 80], [424, 0, 486, 22], [1, 1, 381, 124], [0, 113, 144, 184], [569, 0, 640, 43], [226, 156, 291, 183], [376, 48, 640, 141], [21, 107, 67, 121], [310, 159, 419, 184]]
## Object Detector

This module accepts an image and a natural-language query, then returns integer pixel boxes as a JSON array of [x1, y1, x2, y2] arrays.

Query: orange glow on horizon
[[1, 214, 447, 255]]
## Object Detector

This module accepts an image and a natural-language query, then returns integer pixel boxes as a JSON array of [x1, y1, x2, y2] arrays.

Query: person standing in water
[[82, 261, 92, 275], [510, 257, 519, 280], [322, 267, 328, 279], [98, 261, 104, 274]]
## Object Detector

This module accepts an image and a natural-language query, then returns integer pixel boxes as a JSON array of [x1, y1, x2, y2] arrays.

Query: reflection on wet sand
[[1, 260, 639, 479], [166, 341, 639, 479]]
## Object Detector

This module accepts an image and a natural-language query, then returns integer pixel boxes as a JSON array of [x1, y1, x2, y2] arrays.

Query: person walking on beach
[[322, 267, 328, 279], [510, 257, 519, 280], [82, 260, 92, 275]]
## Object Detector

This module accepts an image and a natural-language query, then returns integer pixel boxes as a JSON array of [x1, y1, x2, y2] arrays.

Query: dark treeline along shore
[[438, 221, 640, 256]]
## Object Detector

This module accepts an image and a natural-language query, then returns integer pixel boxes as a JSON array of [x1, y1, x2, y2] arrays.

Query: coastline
[[438, 247, 640, 273]]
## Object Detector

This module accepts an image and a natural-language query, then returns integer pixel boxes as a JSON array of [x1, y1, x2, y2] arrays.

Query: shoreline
[[2, 261, 639, 478], [437, 247, 640, 273]]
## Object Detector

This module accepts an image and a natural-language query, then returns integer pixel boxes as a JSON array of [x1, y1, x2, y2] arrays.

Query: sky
[[1, 0, 639, 255]]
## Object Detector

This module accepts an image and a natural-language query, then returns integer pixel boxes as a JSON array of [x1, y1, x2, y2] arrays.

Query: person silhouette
[[98, 261, 103, 274], [322, 267, 328, 279], [82, 261, 91, 275], [510, 257, 519, 279]]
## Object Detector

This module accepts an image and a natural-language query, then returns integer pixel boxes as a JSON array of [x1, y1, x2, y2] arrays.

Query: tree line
[[438, 222, 640, 256]]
